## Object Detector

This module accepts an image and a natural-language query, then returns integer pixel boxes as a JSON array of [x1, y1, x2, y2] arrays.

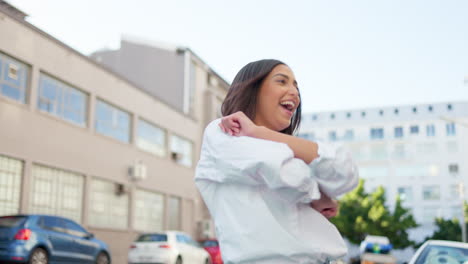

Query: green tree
[[423, 201, 468, 242], [331, 179, 418, 249]]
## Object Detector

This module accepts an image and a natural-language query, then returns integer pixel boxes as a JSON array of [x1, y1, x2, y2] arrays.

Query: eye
[[277, 79, 287, 84]]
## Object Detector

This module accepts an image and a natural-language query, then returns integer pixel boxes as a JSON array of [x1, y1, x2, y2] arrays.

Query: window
[[397, 187, 413, 202], [448, 164, 459, 175], [447, 104, 453, 111], [168, 197, 180, 230], [346, 112, 351, 118], [64, 219, 88, 237], [394, 108, 399, 115], [361, 112, 366, 118], [423, 186, 440, 200], [134, 189, 164, 232], [170, 135, 193, 167], [449, 184, 460, 199], [395, 165, 439, 177], [446, 141, 458, 153], [394, 127, 403, 138], [88, 178, 128, 229], [422, 207, 440, 223], [330, 113, 335, 119], [392, 144, 406, 159], [95, 100, 131, 143], [370, 128, 384, 140], [312, 115, 317, 121], [137, 119, 166, 157], [412, 107, 417, 113], [359, 166, 389, 179], [410, 125, 419, 135], [0, 155, 23, 216], [38, 74, 87, 126], [426, 124, 435, 137], [428, 105, 433, 112], [343, 130, 354, 141], [328, 131, 337, 141], [30, 165, 84, 223], [370, 144, 387, 160], [446, 122, 456, 136], [42, 216, 66, 233], [379, 110, 384, 116], [0, 53, 29, 103], [137, 234, 167, 242]]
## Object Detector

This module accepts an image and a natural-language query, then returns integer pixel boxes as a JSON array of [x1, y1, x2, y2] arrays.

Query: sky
[[8, 0, 468, 113]]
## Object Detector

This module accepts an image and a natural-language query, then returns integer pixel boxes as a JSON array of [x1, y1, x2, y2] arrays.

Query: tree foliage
[[423, 201, 468, 242], [331, 179, 419, 249]]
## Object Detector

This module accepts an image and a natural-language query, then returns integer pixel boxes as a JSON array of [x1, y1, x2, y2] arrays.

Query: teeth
[[280, 101, 295, 110]]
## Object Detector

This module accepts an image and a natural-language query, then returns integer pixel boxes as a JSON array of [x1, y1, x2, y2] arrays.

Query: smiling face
[[253, 64, 300, 132]]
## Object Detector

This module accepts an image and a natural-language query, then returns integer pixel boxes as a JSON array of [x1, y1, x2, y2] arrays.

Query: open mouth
[[280, 101, 296, 112]]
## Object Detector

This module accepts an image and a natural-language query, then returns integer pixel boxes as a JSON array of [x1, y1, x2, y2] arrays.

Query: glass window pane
[[137, 119, 166, 157], [0, 155, 23, 215], [38, 74, 87, 126], [88, 179, 128, 229], [0, 53, 28, 103], [168, 197, 180, 230], [95, 100, 130, 143], [170, 135, 193, 167], [134, 189, 164, 232], [422, 186, 440, 200], [30, 165, 84, 223]]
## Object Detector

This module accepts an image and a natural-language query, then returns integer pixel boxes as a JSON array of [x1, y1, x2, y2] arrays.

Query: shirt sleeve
[[195, 119, 321, 203], [308, 141, 359, 198]]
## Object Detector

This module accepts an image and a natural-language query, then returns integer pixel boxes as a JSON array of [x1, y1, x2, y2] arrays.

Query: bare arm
[[220, 111, 319, 164]]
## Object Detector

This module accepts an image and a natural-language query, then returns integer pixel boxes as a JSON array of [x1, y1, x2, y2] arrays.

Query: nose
[[289, 86, 299, 99]]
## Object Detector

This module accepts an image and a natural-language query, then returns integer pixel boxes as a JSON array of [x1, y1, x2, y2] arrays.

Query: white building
[[299, 101, 468, 243]]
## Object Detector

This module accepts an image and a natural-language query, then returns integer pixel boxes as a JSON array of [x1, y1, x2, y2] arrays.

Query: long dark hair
[[221, 59, 302, 135]]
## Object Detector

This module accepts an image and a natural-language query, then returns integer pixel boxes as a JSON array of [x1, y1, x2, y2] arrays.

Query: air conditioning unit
[[197, 219, 215, 239], [128, 162, 147, 181]]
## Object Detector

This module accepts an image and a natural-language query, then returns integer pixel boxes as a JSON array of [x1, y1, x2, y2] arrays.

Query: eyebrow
[[272, 73, 299, 88]]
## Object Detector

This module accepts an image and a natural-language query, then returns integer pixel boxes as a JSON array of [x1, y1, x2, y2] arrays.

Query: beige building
[[0, 1, 228, 263]]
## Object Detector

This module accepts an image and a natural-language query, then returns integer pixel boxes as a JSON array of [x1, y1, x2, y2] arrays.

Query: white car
[[408, 240, 468, 264], [128, 231, 211, 264]]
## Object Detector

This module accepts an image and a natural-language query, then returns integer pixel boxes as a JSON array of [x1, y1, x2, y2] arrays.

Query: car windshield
[[136, 234, 168, 242], [415, 244, 468, 264], [202, 240, 219, 247], [0, 216, 26, 227]]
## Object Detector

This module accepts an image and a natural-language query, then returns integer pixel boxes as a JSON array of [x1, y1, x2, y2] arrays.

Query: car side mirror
[[86, 233, 95, 239]]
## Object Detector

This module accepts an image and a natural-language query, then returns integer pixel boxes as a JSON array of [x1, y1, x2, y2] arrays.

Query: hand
[[310, 192, 339, 219], [219, 111, 257, 137]]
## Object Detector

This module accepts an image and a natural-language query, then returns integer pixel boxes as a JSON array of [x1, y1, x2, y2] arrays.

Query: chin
[[276, 121, 291, 132]]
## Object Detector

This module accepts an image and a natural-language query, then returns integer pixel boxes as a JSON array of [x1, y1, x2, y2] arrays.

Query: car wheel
[[96, 252, 110, 264], [175, 256, 183, 264], [29, 248, 48, 264]]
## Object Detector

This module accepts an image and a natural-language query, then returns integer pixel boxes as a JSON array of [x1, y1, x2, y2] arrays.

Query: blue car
[[0, 214, 111, 264]]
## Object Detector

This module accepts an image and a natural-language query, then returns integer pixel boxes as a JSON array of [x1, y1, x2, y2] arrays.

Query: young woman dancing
[[195, 59, 359, 264]]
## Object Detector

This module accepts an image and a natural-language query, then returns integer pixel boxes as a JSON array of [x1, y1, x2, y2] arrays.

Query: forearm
[[253, 126, 319, 164]]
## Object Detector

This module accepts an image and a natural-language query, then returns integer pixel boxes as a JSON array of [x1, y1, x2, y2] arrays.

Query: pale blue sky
[[9, 0, 468, 113]]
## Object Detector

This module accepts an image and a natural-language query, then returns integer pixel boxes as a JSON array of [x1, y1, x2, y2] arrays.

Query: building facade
[[0, 2, 228, 263], [299, 102, 468, 244]]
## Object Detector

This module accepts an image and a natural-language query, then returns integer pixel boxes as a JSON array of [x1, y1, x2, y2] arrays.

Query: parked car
[[200, 239, 223, 264], [408, 240, 468, 264], [360, 235, 393, 254], [128, 231, 211, 264], [0, 214, 111, 264]]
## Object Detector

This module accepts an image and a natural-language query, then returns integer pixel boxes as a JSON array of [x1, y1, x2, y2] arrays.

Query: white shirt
[[195, 119, 359, 264]]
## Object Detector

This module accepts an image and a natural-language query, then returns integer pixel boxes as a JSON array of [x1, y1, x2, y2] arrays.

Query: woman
[[195, 59, 358, 264]]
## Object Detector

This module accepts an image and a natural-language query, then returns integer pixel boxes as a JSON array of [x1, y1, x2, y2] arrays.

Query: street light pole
[[458, 182, 466, 242]]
